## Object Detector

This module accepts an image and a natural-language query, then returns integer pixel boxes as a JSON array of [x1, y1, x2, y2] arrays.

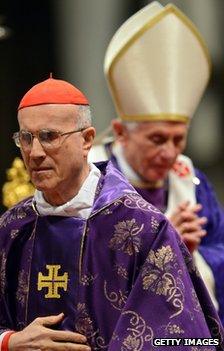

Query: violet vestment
[[0, 162, 223, 350], [110, 150, 224, 328]]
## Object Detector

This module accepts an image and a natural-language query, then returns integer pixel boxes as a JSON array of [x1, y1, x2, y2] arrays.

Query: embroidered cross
[[38, 265, 68, 298]]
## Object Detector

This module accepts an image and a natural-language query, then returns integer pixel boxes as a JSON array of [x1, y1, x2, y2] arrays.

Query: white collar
[[33, 163, 101, 218], [112, 142, 141, 182]]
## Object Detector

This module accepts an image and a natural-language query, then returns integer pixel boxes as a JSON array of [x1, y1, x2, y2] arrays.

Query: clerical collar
[[112, 142, 164, 189], [33, 163, 101, 218]]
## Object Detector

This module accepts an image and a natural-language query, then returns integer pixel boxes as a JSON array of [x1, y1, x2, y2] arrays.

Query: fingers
[[197, 216, 207, 226], [177, 201, 202, 213], [172, 210, 197, 227], [178, 218, 207, 235], [188, 203, 202, 214], [182, 230, 207, 242], [9, 325, 91, 351], [170, 210, 203, 228], [52, 330, 88, 344], [33, 312, 64, 327], [170, 203, 207, 253], [169, 202, 207, 228], [177, 201, 190, 211], [51, 342, 91, 350], [34, 315, 90, 346], [178, 210, 206, 223], [182, 230, 207, 253]]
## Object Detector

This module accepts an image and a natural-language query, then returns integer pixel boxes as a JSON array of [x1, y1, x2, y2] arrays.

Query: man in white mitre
[[89, 2, 224, 324]]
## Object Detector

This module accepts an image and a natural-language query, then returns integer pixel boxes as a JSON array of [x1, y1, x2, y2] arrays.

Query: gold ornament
[[2, 157, 35, 208]]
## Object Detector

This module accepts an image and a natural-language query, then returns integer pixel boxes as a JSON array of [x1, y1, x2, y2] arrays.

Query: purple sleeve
[[195, 168, 224, 324]]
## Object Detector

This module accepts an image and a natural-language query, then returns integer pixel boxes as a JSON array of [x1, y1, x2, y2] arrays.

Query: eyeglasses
[[12, 128, 86, 150]]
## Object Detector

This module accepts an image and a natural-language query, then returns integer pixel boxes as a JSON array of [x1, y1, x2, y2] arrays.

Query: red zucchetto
[[18, 78, 89, 110]]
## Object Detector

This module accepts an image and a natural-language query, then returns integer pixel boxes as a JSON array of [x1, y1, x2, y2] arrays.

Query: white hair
[[76, 105, 92, 129], [123, 121, 144, 131]]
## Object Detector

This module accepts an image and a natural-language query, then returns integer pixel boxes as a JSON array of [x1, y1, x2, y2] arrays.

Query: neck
[[113, 142, 164, 189]]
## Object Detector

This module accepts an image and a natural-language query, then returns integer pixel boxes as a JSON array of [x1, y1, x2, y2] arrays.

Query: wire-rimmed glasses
[[12, 128, 86, 150]]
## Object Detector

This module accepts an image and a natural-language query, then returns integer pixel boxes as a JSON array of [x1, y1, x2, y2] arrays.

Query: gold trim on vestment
[[107, 4, 212, 121]]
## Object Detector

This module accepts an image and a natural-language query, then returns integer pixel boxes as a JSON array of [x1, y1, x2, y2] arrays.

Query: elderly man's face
[[114, 121, 188, 182], [18, 104, 95, 205]]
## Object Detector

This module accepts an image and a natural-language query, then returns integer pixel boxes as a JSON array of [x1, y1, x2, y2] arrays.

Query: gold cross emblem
[[38, 265, 68, 298]]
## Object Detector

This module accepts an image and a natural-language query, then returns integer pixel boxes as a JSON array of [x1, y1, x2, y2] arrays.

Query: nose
[[29, 136, 46, 159], [160, 141, 177, 161]]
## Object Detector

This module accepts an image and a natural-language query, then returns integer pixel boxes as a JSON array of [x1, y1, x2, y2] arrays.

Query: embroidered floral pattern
[[75, 303, 108, 350], [75, 303, 95, 335], [121, 310, 153, 351], [123, 335, 141, 350], [191, 289, 202, 313], [166, 323, 184, 334], [10, 229, 20, 239], [146, 245, 174, 270], [80, 273, 97, 286], [142, 245, 184, 318], [114, 264, 128, 280], [101, 208, 113, 216], [0, 250, 6, 294], [104, 280, 128, 311], [109, 219, 144, 255], [151, 216, 160, 234], [123, 193, 161, 214], [0, 206, 27, 229]]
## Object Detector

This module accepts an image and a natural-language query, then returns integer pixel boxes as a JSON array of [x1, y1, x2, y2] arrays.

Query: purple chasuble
[[27, 216, 85, 329], [136, 186, 167, 213], [0, 161, 224, 350], [111, 151, 224, 326]]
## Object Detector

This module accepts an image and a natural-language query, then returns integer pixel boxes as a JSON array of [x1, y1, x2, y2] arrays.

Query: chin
[[32, 181, 52, 192], [145, 172, 167, 182], [31, 174, 57, 190]]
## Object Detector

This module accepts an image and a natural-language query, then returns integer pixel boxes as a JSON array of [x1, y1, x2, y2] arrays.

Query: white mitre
[[104, 1, 211, 123]]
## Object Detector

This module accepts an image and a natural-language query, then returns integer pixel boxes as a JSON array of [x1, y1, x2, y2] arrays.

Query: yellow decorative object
[[2, 157, 35, 208], [38, 265, 68, 298]]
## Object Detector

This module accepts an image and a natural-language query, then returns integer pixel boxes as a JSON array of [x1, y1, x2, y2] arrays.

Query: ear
[[111, 120, 128, 144], [82, 127, 96, 155]]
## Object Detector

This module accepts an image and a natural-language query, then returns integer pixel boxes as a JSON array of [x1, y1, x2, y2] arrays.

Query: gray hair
[[76, 105, 92, 129]]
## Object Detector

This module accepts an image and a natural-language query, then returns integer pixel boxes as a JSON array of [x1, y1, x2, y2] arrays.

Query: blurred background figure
[[1, 0, 224, 212], [88, 1, 224, 324]]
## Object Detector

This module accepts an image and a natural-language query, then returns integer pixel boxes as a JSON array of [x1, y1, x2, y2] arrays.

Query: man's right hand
[[8, 313, 91, 351]]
